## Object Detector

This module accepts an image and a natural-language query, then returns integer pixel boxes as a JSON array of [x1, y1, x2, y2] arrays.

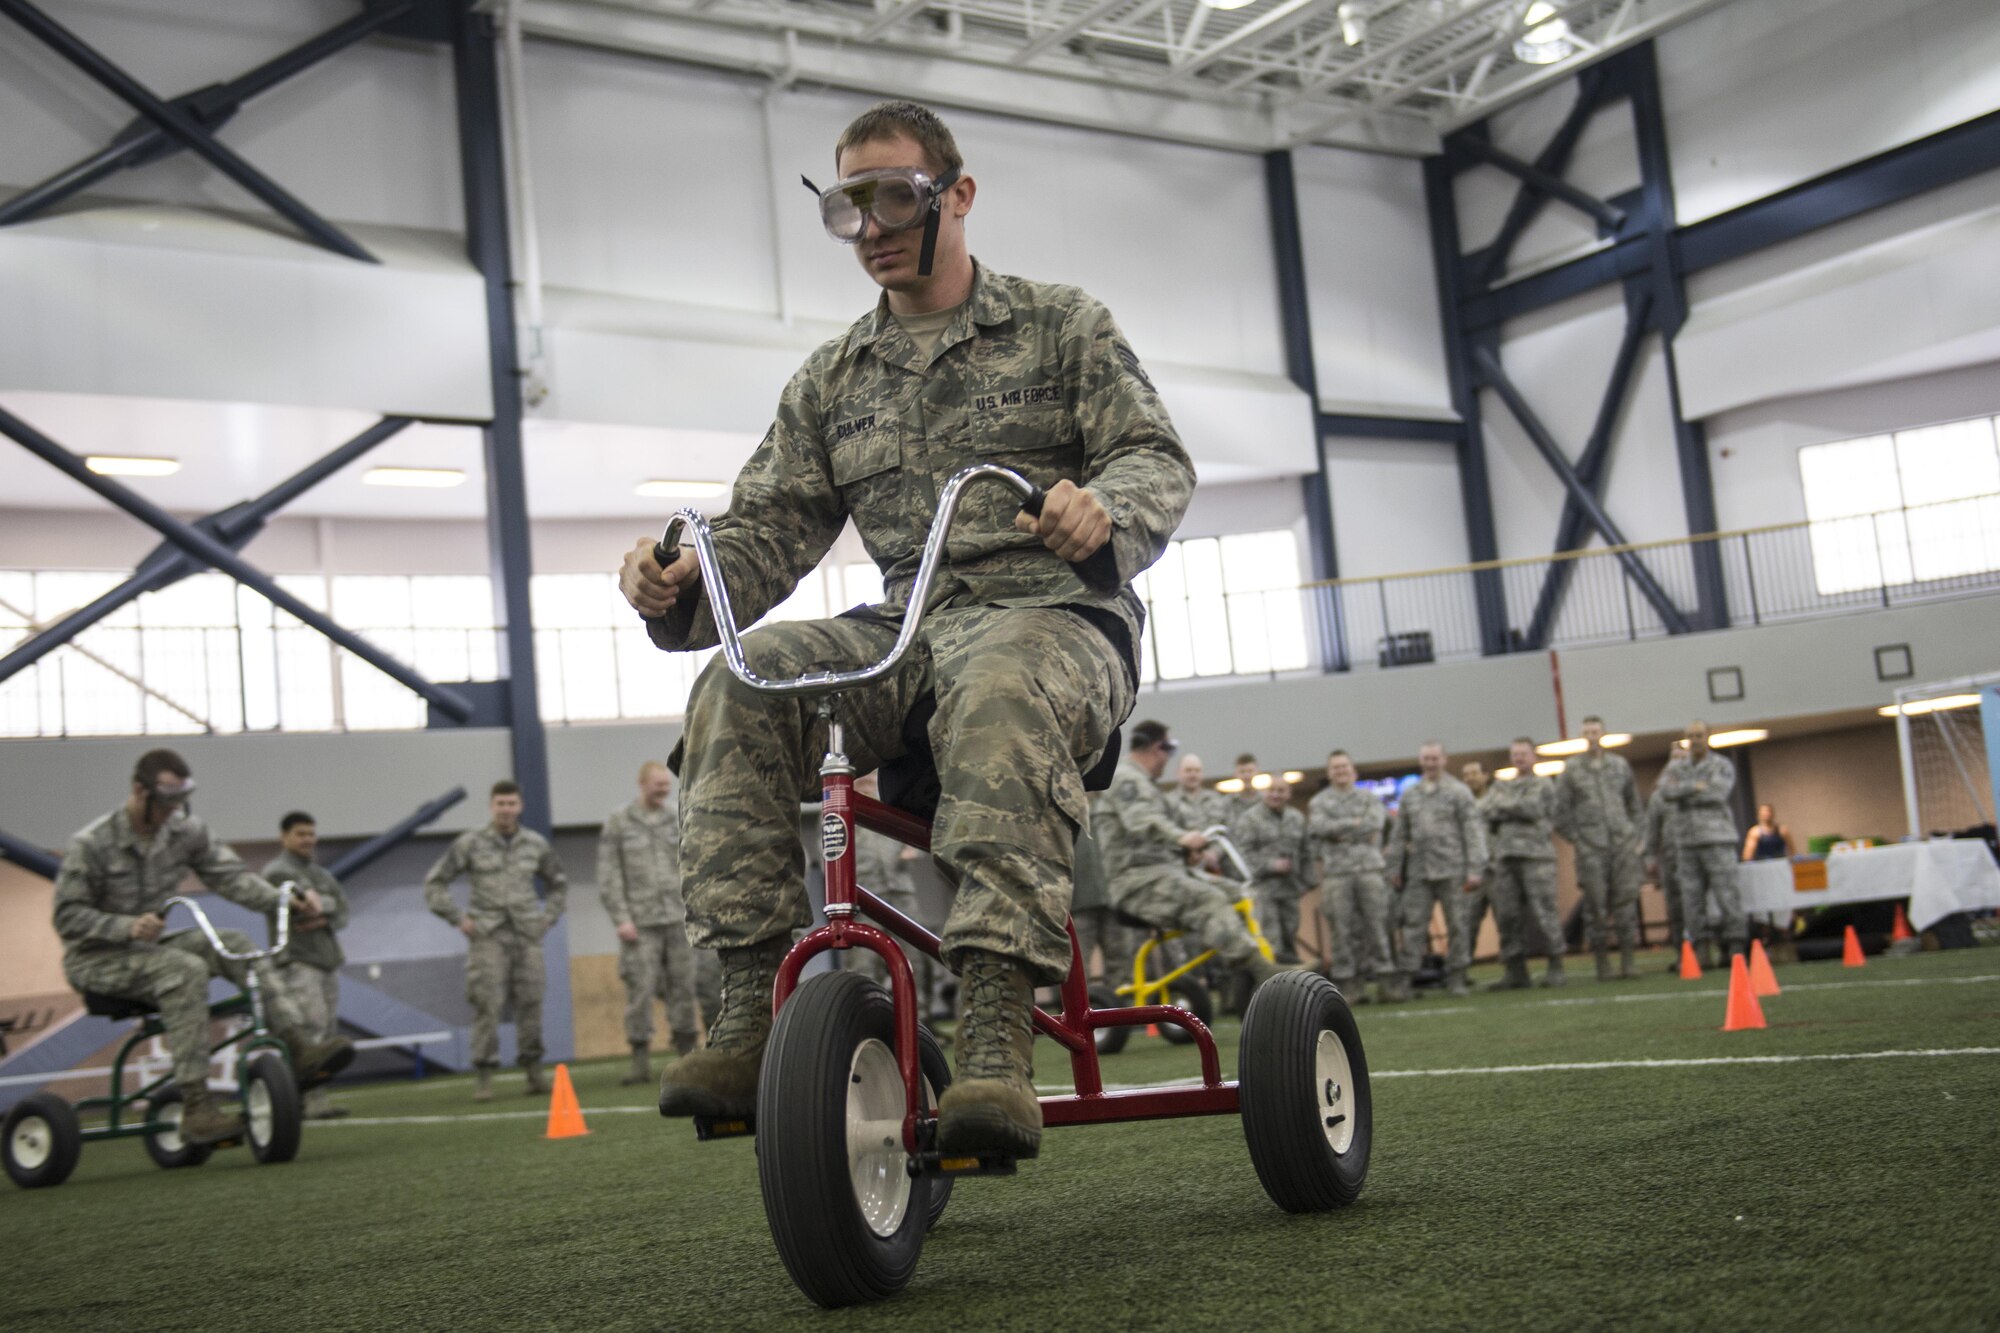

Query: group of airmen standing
[[1067, 714, 1750, 1007]]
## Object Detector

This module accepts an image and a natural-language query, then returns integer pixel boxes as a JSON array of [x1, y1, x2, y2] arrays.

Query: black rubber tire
[[1157, 975, 1214, 1046], [758, 970, 940, 1307], [1239, 970, 1371, 1213], [3, 1092, 82, 1189], [142, 1085, 215, 1170], [244, 1051, 303, 1165], [916, 1025, 953, 1233], [1089, 985, 1132, 1055]]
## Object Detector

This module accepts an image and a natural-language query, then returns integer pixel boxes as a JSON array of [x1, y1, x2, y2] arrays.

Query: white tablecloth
[[1737, 840, 2000, 929]]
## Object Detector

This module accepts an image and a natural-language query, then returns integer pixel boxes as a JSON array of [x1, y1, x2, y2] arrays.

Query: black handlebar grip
[[652, 540, 673, 567]]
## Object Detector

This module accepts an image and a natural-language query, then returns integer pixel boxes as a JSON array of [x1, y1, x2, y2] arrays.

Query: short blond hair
[[638, 760, 671, 781]]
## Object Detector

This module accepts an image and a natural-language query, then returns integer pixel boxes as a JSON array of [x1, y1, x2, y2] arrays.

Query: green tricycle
[[4, 886, 312, 1188]]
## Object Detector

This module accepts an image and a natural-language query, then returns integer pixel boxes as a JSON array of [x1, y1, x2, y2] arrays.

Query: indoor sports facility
[[3, 0, 1999, 1328]]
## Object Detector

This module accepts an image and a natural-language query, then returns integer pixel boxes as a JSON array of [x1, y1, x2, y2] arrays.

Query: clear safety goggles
[[803, 166, 961, 243], [145, 777, 196, 805]]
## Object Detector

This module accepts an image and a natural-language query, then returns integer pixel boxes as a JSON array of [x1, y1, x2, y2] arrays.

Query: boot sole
[[297, 1042, 356, 1089], [658, 1084, 755, 1119], [935, 1105, 1041, 1160]]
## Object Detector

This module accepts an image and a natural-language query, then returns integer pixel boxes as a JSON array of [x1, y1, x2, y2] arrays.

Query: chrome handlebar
[[160, 882, 297, 962], [1199, 826, 1254, 883], [655, 463, 1114, 698]]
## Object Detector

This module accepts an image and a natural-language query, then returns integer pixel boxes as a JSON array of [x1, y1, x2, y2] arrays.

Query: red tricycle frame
[[774, 766, 1238, 1161]]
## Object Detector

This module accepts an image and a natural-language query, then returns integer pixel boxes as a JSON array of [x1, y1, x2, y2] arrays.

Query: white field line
[[1376, 971, 2000, 1018], [316, 1106, 660, 1127]]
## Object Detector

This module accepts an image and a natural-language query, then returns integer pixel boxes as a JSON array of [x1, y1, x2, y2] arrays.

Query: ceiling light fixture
[[1513, 1, 1575, 64], [1494, 767, 1519, 781], [1250, 772, 1274, 790], [635, 479, 729, 499], [363, 467, 466, 489], [1216, 777, 1246, 794], [85, 455, 179, 477], [1336, 1, 1366, 45], [1706, 728, 1769, 748], [1535, 732, 1630, 756], [1282, 770, 1305, 784], [1878, 694, 1981, 717], [1532, 759, 1567, 776], [1201, 0, 1257, 11]]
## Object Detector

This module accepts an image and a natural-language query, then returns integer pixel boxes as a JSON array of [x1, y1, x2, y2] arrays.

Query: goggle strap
[[915, 166, 960, 278]]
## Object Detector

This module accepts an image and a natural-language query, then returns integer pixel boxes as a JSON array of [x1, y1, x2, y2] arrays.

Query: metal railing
[[1307, 491, 2000, 670]]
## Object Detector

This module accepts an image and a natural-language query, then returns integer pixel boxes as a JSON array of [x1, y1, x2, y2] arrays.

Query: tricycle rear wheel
[[4, 1092, 82, 1189], [1238, 971, 1371, 1212]]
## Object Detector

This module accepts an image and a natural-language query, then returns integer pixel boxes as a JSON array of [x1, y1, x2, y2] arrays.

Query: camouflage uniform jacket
[[644, 262, 1195, 681], [1658, 751, 1739, 847], [260, 849, 348, 972], [1070, 815, 1110, 913], [597, 799, 683, 928], [424, 824, 568, 937], [54, 807, 282, 958], [1092, 759, 1188, 880], [1642, 782, 1679, 865], [1231, 803, 1310, 896], [1307, 784, 1388, 875], [1553, 750, 1643, 850], [1164, 787, 1233, 836], [1386, 776, 1489, 883], [1482, 775, 1557, 861]]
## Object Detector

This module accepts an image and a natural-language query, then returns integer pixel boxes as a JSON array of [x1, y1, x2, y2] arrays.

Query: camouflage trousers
[[467, 926, 544, 1067], [618, 923, 699, 1049], [1254, 885, 1303, 964], [1108, 865, 1262, 969], [1069, 905, 1140, 987], [1399, 877, 1471, 977], [1319, 870, 1391, 986], [1488, 858, 1564, 964], [1462, 876, 1494, 960], [1573, 842, 1642, 953], [278, 962, 341, 1113], [63, 929, 307, 1094], [679, 606, 1131, 986], [1676, 843, 1745, 953], [1655, 851, 1684, 945]]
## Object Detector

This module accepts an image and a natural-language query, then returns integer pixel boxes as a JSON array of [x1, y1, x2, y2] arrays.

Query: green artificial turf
[[7, 947, 2000, 1332]]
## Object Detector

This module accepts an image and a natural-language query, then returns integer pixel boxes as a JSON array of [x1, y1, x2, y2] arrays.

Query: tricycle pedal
[[692, 1114, 756, 1141], [909, 1150, 1016, 1178]]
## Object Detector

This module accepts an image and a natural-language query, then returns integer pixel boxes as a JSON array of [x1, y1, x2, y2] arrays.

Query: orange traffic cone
[[1722, 954, 1766, 1032], [1678, 939, 1703, 980], [1891, 904, 1915, 942], [1841, 925, 1867, 968], [544, 1063, 589, 1140], [1748, 939, 1781, 997]]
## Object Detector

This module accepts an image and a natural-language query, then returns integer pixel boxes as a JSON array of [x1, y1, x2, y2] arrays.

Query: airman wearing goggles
[[803, 164, 964, 277]]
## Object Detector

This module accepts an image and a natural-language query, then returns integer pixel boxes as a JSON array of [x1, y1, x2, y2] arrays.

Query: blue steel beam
[[1318, 413, 1463, 443], [1463, 107, 2000, 331], [0, 2, 415, 230], [0, 404, 474, 721], [0, 0, 376, 262], [1468, 66, 1615, 290], [0, 826, 60, 879], [1457, 134, 1628, 234], [327, 787, 467, 882], [0, 416, 412, 687], [1264, 149, 1349, 673]]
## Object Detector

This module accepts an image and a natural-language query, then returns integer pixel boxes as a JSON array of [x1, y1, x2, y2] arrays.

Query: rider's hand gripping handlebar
[[651, 464, 1120, 697], [158, 882, 297, 961], [1200, 826, 1255, 883]]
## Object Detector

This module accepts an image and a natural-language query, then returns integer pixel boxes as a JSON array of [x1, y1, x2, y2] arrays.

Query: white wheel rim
[[247, 1077, 274, 1147], [10, 1116, 52, 1170], [155, 1101, 186, 1154], [846, 1038, 912, 1238], [1315, 1030, 1357, 1155]]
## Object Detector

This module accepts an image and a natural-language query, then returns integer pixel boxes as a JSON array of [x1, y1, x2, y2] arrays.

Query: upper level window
[[1798, 415, 2000, 595]]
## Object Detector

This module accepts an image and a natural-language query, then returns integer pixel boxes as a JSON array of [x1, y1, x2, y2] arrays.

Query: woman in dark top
[[1743, 803, 1795, 861]]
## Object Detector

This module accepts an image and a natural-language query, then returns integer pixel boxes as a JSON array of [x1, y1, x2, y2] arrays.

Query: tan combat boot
[[671, 1032, 699, 1058], [1618, 945, 1638, 980], [935, 950, 1041, 1159], [1487, 958, 1532, 991], [523, 1062, 548, 1096], [281, 1029, 356, 1087], [1446, 968, 1471, 997], [473, 1067, 494, 1102], [658, 937, 789, 1118], [1594, 948, 1614, 982], [179, 1087, 245, 1146], [620, 1044, 652, 1086], [1540, 957, 1567, 987]]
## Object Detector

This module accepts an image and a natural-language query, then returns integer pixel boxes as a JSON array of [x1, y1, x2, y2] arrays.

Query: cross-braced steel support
[[0, 404, 474, 721], [0, 417, 413, 688], [0, 0, 397, 261]]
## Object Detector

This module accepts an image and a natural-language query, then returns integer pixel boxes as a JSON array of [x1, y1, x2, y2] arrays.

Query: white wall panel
[[1293, 146, 1453, 417], [0, 213, 491, 419], [0, 0, 462, 233], [1324, 438, 1468, 578], [1678, 173, 2000, 420], [1662, 0, 2000, 225]]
